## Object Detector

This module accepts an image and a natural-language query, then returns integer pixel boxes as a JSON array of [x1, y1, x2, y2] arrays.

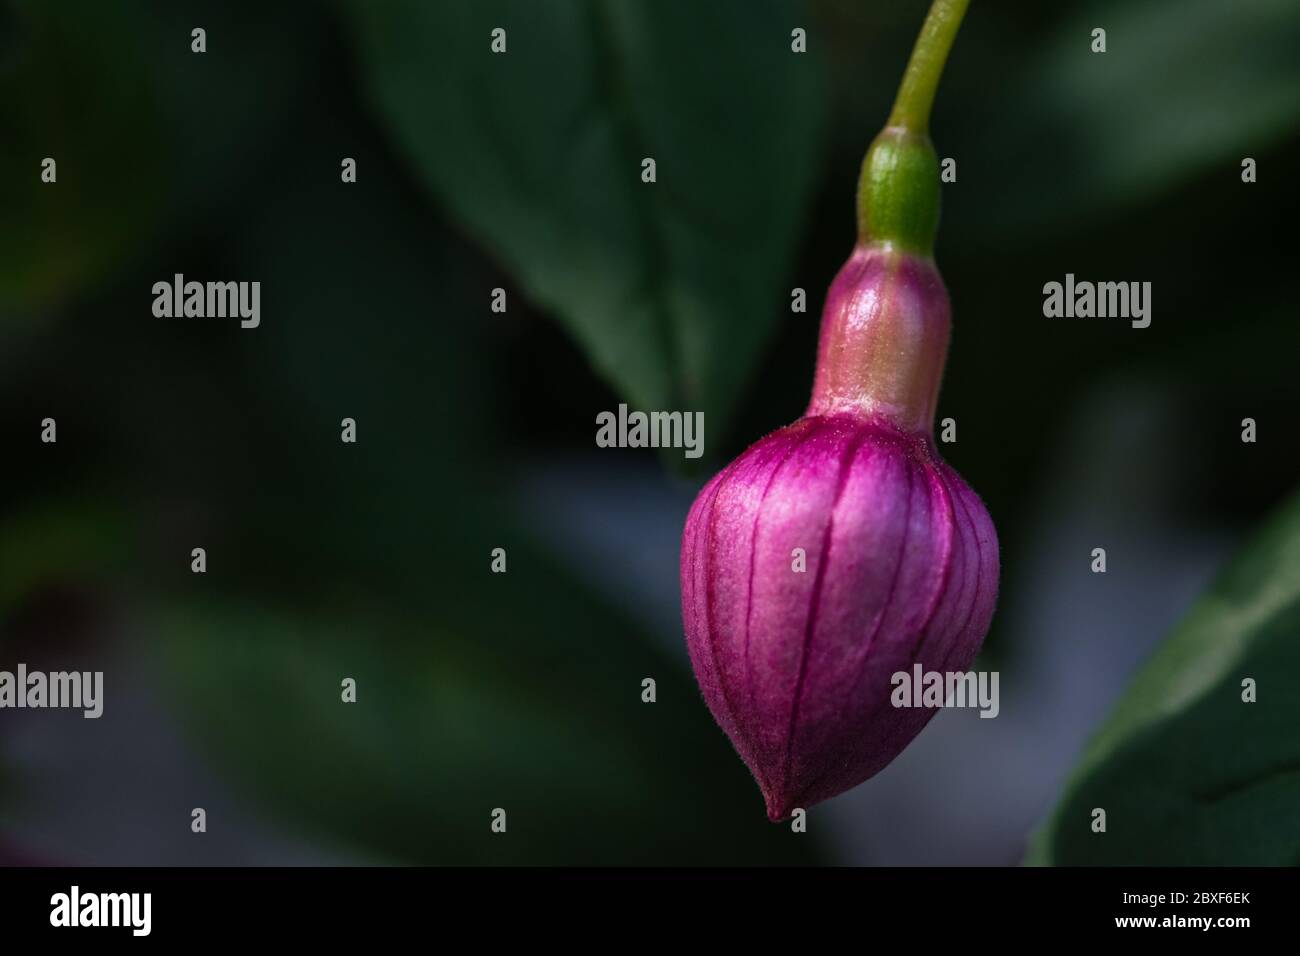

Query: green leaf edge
[[1026, 485, 1300, 864]]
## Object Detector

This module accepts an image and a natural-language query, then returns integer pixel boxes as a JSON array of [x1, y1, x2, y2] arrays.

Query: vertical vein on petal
[[741, 421, 822, 764], [780, 423, 874, 806], [907, 459, 959, 667], [856, 452, 915, 664], [797, 445, 915, 803], [935, 471, 987, 677]]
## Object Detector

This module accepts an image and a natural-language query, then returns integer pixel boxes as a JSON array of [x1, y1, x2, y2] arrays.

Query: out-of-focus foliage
[[342, 0, 827, 438], [970, 0, 1300, 236], [158, 591, 813, 864], [1029, 487, 1300, 865]]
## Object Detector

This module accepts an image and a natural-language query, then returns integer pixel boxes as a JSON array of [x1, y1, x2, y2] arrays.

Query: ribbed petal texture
[[681, 413, 997, 820]]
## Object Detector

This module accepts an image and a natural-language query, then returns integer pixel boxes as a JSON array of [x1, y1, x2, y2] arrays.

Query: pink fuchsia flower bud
[[679, 0, 998, 820]]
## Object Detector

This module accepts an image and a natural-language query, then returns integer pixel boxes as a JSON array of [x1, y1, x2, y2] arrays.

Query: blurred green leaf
[[154, 595, 822, 865], [976, 0, 1300, 234], [341, 0, 826, 438], [1029, 486, 1300, 865]]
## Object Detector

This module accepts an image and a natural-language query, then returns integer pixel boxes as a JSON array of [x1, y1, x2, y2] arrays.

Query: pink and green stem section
[[808, 0, 969, 437]]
